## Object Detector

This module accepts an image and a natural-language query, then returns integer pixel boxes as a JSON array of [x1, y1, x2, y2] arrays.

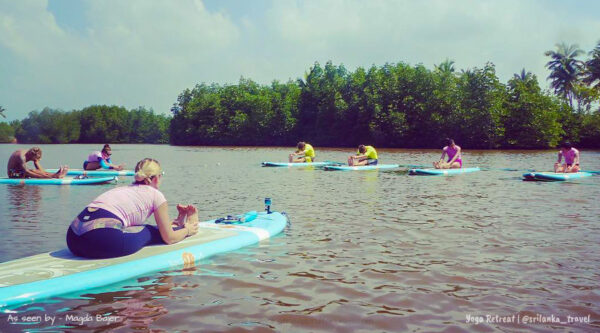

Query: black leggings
[[67, 224, 164, 259]]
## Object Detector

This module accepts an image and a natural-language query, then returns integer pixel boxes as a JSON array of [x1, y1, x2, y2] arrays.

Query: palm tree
[[583, 40, 600, 90], [544, 42, 584, 107], [0, 106, 5, 118], [513, 68, 533, 82], [435, 59, 456, 74]]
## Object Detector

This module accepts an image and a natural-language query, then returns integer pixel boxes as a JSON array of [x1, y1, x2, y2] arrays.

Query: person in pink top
[[554, 141, 580, 173], [433, 138, 462, 169], [66, 158, 199, 258]]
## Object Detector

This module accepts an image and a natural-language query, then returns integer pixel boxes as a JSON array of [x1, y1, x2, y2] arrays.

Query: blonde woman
[[66, 158, 199, 258]]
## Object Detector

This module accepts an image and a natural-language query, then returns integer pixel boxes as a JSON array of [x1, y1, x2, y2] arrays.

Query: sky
[[1, 0, 599, 121]]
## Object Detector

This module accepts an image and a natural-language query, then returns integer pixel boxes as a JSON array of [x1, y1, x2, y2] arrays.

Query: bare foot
[[57, 166, 68, 178]]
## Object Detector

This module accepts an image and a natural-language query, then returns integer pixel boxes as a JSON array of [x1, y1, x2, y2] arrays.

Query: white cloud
[[0, 0, 599, 120]]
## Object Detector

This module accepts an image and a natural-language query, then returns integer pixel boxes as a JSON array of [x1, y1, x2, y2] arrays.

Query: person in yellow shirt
[[348, 145, 378, 166], [289, 142, 316, 163]]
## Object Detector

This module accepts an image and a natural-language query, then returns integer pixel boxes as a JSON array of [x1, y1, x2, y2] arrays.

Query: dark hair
[[561, 141, 572, 149], [102, 144, 111, 154], [297, 142, 306, 150], [358, 145, 366, 154], [446, 138, 455, 146]]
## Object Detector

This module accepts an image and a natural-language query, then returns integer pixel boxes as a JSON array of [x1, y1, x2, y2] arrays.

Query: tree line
[[0, 105, 169, 144], [170, 41, 600, 149], [2, 41, 600, 148]]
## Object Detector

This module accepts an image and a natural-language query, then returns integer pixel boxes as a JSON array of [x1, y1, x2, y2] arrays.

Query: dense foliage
[[169, 42, 599, 148], [10, 106, 169, 144], [5, 41, 600, 148], [169, 62, 590, 149]]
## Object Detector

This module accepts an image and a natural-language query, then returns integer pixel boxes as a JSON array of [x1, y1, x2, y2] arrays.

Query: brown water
[[0, 144, 599, 332]]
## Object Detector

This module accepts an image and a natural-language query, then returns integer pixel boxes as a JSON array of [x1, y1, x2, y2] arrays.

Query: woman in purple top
[[554, 141, 581, 173], [433, 138, 462, 169]]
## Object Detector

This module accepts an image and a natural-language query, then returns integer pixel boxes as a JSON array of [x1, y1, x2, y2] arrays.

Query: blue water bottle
[[264, 197, 271, 214]]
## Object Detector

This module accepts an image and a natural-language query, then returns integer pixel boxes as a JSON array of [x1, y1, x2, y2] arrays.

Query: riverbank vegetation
[[170, 41, 600, 149], [3, 41, 600, 148], [3, 106, 169, 144]]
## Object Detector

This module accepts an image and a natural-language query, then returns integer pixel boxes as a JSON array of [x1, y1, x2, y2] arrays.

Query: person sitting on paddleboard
[[67, 158, 199, 259], [554, 141, 580, 173], [289, 142, 316, 163], [83, 144, 124, 171], [348, 145, 378, 166], [6, 147, 68, 179], [433, 138, 462, 169]]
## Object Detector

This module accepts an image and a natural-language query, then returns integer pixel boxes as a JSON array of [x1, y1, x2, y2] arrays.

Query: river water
[[0, 144, 599, 332]]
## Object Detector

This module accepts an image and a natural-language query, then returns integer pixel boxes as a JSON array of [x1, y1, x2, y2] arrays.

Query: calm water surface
[[0, 144, 599, 332]]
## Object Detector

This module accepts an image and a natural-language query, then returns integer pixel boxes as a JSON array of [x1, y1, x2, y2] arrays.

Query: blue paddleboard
[[522, 172, 593, 181], [46, 169, 135, 177], [323, 164, 400, 171], [409, 167, 481, 176], [0, 176, 117, 185], [0, 211, 287, 307], [262, 161, 338, 167]]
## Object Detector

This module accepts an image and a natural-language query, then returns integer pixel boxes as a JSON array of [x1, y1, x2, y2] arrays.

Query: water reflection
[[6, 185, 42, 222], [0, 145, 599, 332]]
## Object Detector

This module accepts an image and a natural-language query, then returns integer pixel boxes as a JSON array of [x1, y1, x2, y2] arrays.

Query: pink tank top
[[561, 148, 579, 165], [87, 185, 167, 227], [445, 145, 461, 162]]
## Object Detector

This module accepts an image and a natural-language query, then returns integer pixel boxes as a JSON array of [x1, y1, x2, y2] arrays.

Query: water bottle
[[264, 197, 271, 214]]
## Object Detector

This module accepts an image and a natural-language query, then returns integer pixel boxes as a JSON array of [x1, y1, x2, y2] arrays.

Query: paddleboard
[[0, 176, 117, 185], [522, 172, 593, 181], [409, 167, 481, 176], [262, 161, 338, 167], [323, 164, 400, 171], [46, 169, 135, 177], [0, 211, 287, 307]]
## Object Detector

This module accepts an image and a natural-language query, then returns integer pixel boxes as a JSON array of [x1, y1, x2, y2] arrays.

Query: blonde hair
[[134, 158, 162, 184]]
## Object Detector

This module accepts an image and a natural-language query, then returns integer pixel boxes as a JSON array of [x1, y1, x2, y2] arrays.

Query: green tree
[[455, 64, 507, 148], [0, 122, 14, 142], [435, 59, 456, 74], [583, 40, 600, 91], [0, 106, 5, 118], [16, 108, 80, 143], [503, 71, 562, 148], [545, 43, 584, 108]]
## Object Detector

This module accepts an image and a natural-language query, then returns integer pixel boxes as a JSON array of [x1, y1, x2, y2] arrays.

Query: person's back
[[88, 184, 165, 228], [7, 150, 25, 178], [67, 158, 198, 259]]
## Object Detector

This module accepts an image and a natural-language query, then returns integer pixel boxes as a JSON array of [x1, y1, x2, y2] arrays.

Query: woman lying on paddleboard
[[554, 141, 580, 173], [83, 144, 124, 171], [67, 158, 199, 259], [433, 138, 462, 169]]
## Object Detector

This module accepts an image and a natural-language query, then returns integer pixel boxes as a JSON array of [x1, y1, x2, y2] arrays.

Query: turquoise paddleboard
[[46, 169, 135, 177], [522, 172, 593, 181], [262, 161, 338, 167], [323, 164, 400, 171], [409, 167, 481, 176], [0, 211, 287, 307], [0, 176, 117, 185]]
